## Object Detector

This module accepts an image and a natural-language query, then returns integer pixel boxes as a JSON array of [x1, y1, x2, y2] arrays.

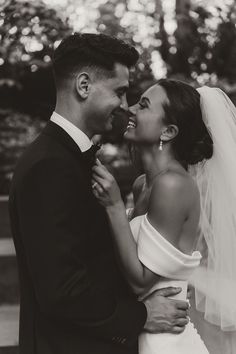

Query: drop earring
[[159, 139, 163, 151]]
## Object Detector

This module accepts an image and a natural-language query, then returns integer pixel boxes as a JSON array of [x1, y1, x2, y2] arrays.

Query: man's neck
[[54, 102, 93, 139]]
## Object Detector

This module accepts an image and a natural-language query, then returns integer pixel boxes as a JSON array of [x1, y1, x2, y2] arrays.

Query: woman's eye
[[139, 102, 146, 109]]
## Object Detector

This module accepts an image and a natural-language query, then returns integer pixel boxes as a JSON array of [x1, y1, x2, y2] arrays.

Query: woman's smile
[[126, 118, 137, 129]]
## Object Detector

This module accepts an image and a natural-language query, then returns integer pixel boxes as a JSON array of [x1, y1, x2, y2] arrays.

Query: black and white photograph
[[0, 0, 236, 353]]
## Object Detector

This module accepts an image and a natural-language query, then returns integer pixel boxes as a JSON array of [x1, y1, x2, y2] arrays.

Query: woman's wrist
[[105, 199, 125, 213]]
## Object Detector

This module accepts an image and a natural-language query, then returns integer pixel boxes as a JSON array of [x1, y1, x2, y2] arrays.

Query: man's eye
[[117, 91, 124, 98]]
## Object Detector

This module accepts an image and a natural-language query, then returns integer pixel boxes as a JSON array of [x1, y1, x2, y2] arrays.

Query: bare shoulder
[[132, 174, 146, 203], [153, 169, 198, 194], [147, 170, 200, 250], [149, 170, 199, 214]]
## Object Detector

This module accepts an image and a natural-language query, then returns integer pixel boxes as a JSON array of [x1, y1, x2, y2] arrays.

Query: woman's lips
[[127, 119, 137, 129]]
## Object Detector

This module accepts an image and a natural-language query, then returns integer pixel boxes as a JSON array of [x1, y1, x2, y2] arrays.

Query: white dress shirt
[[50, 111, 92, 152]]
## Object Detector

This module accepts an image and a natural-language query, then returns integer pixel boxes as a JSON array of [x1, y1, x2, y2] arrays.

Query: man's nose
[[119, 95, 128, 111]]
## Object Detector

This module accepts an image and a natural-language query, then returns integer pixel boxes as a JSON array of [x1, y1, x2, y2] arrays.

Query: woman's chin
[[124, 128, 136, 141]]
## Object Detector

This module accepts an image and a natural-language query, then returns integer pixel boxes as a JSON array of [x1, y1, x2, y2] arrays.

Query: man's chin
[[105, 121, 114, 132]]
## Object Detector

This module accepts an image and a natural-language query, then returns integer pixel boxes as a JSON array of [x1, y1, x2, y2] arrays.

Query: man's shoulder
[[13, 129, 79, 181], [21, 126, 74, 162]]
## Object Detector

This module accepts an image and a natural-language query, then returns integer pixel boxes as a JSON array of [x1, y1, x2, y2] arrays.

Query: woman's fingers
[[94, 184, 104, 194], [92, 163, 121, 205], [92, 164, 112, 179], [92, 181, 98, 189], [92, 168, 116, 192], [92, 174, 107, 189], [91, 178, 104, 195], [92, 175, 113, 196], [91, 178, 97, 188], [96, 158, 102, 166]]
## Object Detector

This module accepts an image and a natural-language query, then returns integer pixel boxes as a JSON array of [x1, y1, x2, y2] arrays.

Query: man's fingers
[[175, 300, 189, 310], [172, 326, 186, 334], [152, 287, 182, 297], [175, 309, 188, 318], [187, 284, 193, 299], [175, 317, 189, 327]]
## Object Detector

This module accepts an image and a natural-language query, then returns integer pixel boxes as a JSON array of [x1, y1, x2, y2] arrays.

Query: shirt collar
[[50, 111, 92, 152]]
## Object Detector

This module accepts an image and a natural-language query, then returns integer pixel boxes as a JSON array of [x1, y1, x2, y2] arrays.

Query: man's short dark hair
[[52, 33, 139, 86]]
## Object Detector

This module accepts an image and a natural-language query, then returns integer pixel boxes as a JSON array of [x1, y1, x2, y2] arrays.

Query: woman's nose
[[128, 104, 137, 116]]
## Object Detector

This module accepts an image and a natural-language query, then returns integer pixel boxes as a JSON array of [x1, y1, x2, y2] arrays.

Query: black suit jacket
[[9, 121, 147, 354]]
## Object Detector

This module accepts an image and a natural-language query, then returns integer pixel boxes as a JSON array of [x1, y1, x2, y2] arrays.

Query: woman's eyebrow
[[140, 96, 151, 105]]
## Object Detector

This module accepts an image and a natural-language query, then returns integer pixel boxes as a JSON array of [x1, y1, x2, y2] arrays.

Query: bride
[[91, 79, 236, 353]]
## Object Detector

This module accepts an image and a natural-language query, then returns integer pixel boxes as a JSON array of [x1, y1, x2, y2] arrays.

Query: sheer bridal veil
[[189, 87, 236, 331]]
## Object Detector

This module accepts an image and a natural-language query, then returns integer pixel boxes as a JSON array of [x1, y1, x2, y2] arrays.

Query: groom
[[9, 33, 189, 354]]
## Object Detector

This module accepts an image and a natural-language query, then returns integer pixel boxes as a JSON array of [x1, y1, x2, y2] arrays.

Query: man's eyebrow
[[116, 84, 129, 92]]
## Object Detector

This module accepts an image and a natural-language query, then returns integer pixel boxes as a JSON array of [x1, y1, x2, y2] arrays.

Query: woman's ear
[[161, 124, 179, 142], [75, 72, 91, 99]]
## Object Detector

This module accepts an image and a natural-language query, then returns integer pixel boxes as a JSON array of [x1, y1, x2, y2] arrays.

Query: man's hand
[[143, 287, 189, 334]]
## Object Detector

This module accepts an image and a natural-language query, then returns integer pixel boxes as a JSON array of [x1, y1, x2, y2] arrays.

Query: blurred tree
[[158, 0, 236, 85], [96, 0, 155, 89], [93, 0, 156, 144], [211, 6, 236, 83], [1, 0, 236, 195], [0, 0, 72, 193], [0, 108, 45, 193], [0, 0, 72, 116]]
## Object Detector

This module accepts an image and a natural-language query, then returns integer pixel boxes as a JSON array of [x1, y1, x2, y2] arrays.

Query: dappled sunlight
[[2, 0, 235, 81]]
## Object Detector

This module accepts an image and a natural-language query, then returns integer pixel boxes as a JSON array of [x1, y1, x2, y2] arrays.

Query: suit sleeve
[[16, 158, 147, 346]]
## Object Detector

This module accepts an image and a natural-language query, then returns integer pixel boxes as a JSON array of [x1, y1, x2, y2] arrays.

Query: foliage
[[0, 108, 46, 193], [0, 0, 72, 116], [160, 2, 236, 84], [1, 0, 236, 194]]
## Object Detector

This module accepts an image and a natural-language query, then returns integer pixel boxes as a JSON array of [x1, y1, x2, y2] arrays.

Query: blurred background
[[0, 0, 236, 352], [1, 0, 236, 195]]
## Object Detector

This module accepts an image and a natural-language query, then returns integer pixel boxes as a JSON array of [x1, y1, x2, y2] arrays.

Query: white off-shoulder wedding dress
[[130, 214, 209, 354]]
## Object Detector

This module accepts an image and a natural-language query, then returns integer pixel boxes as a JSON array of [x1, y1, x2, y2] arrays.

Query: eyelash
[[139, 102, 146, 109]]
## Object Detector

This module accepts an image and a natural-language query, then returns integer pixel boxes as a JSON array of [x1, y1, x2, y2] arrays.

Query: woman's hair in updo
[[157, 79, 213, 166]]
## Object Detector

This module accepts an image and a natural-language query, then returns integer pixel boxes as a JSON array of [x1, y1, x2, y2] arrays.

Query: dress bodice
[[130, 214, 202, 300], [129, 214, 208, 354]]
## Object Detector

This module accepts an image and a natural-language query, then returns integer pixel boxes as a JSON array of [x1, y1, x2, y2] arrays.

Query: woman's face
[[124, 84, 169, 144]]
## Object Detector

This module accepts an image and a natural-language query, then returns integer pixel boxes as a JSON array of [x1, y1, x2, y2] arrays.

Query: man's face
[[86, 63, 129, 135]]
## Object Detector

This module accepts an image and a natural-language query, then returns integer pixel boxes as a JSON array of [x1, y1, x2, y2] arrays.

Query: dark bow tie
[[82, 144, 101, 166]]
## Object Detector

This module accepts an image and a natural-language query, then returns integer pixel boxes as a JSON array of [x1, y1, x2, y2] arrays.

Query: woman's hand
[[92, 159, 122, 208]]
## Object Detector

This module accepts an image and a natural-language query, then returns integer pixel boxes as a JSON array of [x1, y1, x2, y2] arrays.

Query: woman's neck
[[139, 144, 177, 187]]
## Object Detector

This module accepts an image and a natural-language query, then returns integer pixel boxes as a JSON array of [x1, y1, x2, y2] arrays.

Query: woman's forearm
[[105, 201, 154, 293]]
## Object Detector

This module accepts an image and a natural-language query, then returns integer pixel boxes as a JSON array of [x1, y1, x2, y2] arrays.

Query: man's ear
[[161, 124, 179, 142], [76, 72, 91, 99]]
